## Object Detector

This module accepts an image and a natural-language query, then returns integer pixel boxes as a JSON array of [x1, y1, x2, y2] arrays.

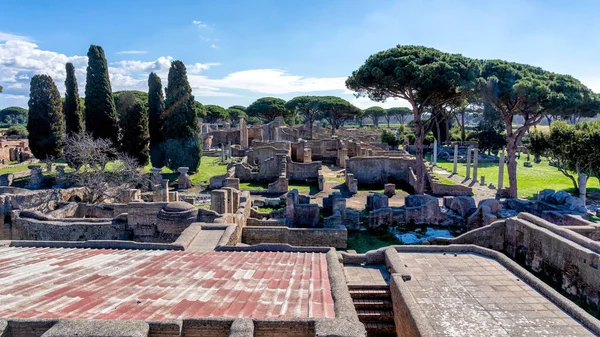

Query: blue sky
[[1, 0, 600, 109]]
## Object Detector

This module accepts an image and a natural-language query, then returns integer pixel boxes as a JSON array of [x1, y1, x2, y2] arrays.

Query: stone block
[[449, 195, 476, 217], [211, 189, 228, 214], [177, 167, 192, 189], [384, 183, 396, 197], [224, 178, 240, 190], [366, 193, 389, 211]]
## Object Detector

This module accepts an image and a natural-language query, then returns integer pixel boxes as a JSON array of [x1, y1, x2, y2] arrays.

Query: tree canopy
[[246, 97, 291, 122], [64, 62, 84, 136], [226, 106, 247, 125], [316, 96, 360, 135], [204, 105, 228, 123], [120, 102, 150, 166], [84, 45, 119, 144], [162, 60, 202, 172], [285, 96, 323, 138], [148, 72, 165, 168], [364, 106, 386, 127], [346, 45, 479, 193], [27, 75, 65, 160], [529, 121, 600, 191], [0, 106, 28, 124]]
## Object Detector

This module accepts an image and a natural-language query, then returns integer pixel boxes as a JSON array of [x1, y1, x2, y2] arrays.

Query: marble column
[[472, 148, 479, 183], [453, 144, 458, 174], [433, 140, 438, 166], [465, 147, 471, 180], [498, 150, 505, 190]]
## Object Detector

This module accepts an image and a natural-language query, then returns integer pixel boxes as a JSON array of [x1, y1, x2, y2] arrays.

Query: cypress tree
[[27, 75, 65, 160], [148, 72, 165, 168], [121, 102, 150, 166], [84, 45, 119, 144], [64, 62, 84, 136], [162, 61, 202, 172]]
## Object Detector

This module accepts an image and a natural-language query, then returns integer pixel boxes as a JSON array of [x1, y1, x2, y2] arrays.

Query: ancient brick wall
[[241, 226, 347, 248]]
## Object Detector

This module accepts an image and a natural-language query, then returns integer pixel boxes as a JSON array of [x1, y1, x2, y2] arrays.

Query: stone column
[[453, 144, 458, 174], [498, 150, 505, 190], [227, 141, 232, 160], [274, 127, 281, 141], [177, 167, 192, 189], [472, 148, 479, 183], [160, 179, 169, 202], [221, 146, 225, 162], [433, 140, 438, 166], [465, 147, 471, 180], [150, 168, 162, 190], [239, 118, 248, 148], [579, 173, 587, 206], [337, 149, 348, 168]]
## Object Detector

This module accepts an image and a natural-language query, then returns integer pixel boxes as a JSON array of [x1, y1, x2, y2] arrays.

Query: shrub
[[381, 129, 401, 148], [6, 124, 28, 137]]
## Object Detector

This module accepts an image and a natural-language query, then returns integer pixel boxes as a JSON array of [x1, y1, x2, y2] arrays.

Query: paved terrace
[[0, 247, 335, 321], [399, 252, 596, 336]]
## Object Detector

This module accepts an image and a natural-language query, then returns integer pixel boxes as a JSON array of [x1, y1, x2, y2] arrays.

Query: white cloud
[[192, 20, 208, 28], [189, 69, 346, 95], [0, 32, 32, 42], [187, 62, 221, 74], [109, 56, 174, 75], [116, 50, 148, 55], [210, 44, 219, 49], [345, 95, 412, 110]]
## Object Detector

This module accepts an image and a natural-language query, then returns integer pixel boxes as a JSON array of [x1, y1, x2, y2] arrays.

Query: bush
[[424, 132, 435, 146], [381, 129, 401, 148], [406, 133, 416, 145], [5, 124, 28, 137]]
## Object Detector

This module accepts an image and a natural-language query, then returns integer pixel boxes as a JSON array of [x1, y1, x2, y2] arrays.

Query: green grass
[[143, 157, 227, 186], [239, 182, 269, 190], [436, 157, 600, 199], [257, 205, 282, 213], [325, 176, 346, 183], [589, 215, 600, 223], [0, 164, 31, 175], [346, 228, 402, 253], [432, 172, 456, 185]]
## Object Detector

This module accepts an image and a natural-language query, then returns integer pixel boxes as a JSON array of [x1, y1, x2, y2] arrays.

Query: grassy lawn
[[0, 164, 31, 175], [432, 172, 456, 185], [325, 176, 346, 183], [238, 181, 318, 194], [436, 157, 600, 199], [143, 156, 227, 185]]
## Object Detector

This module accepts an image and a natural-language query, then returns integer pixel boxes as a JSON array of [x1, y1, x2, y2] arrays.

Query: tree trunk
[[435, 116, 441, 144], [414, 111, 425, 194], [461, 112, 466, 143], [505, 126, 518, 198]]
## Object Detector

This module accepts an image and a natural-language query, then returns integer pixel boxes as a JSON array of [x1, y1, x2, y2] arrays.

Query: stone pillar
[[303, 148, 312, 163], [26, 165, 43, 189], [151, 168, 162, 190], [337, 149, 348, 168], [579, 173, 587, 206], [274, 127, 281, 141], [453, 144, 458, 174], [472, 148, 479, 183], [221, 146, 226, 162], [227, 141, 232, 160], [177, 167, 192, 189], [498, 150, 505, 190], [480, 176, 485, 185], [210, 189, 228, 214], [433, 140, 438, 166], [239, 118, 248, 148], [465, 147, 471, 180], [225, 122, 231, 130], [198, 121, 203, 134], [160, 179, 169, 202]]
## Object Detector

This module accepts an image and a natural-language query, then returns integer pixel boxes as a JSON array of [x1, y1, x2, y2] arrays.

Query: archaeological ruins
[[0, 118, 597, 337]]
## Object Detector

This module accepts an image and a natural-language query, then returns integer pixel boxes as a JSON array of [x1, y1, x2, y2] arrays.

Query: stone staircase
[[349, 284, 396, 336]]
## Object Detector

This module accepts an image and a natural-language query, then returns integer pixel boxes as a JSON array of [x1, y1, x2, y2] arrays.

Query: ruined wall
[[241, 225, 347, 248], [205, 129, 241, 148], [286, 161, 321, 181], [305, 139, 341, 162], [346, 156, 415, 185], [14, 217, 126, 241]]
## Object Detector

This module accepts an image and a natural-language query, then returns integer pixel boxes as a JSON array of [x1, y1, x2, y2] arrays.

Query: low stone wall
[[430, 181, 473, 196], [241, 225, 347, 248], [346, 156, 415, 185], [287, 161, 321, 181], [14, 216, 126, 241]]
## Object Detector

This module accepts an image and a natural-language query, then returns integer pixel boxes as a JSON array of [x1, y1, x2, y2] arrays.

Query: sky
[[1, 0, 600, 110]]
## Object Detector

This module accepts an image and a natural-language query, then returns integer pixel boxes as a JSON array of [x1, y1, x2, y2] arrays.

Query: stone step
[[349, 289, 391, 299], [363, 322, 396, 336], [357, 309, 394, 322], [347, 284, 390, 291], [353, 298, 393, 310]]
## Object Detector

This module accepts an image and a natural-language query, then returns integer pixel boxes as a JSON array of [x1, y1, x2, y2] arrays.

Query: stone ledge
[[9, 240, 184, 251], [41, 320, 149, 337]]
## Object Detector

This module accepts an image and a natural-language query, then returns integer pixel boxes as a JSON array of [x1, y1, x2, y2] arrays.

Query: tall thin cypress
[[121, 102, 150, 166], [148, 72, 165, 168], [84, 45, 119, 144], [162, 61, 202, 171], [64, 62, 84, 136], [27, 75, 65, 160]]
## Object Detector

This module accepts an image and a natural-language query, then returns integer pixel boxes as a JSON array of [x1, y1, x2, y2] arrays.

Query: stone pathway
[[398, 252, 596, 336], [186, 229, 226, 251], [343, 264, 390, 286]]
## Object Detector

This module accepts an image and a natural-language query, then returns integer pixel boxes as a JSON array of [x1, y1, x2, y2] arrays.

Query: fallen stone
[[538, 189, 556, 203], [449, 196, 476, 217]]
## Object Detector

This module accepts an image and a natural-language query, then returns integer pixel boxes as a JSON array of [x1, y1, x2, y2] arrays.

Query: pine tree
[[121, 102, 150, 166], [148, 72, 165, 168], [84, 45, 119, 144], [27, 75, 65, 160], [64, 62, 84, 136], [162, 61, 202, 171]]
